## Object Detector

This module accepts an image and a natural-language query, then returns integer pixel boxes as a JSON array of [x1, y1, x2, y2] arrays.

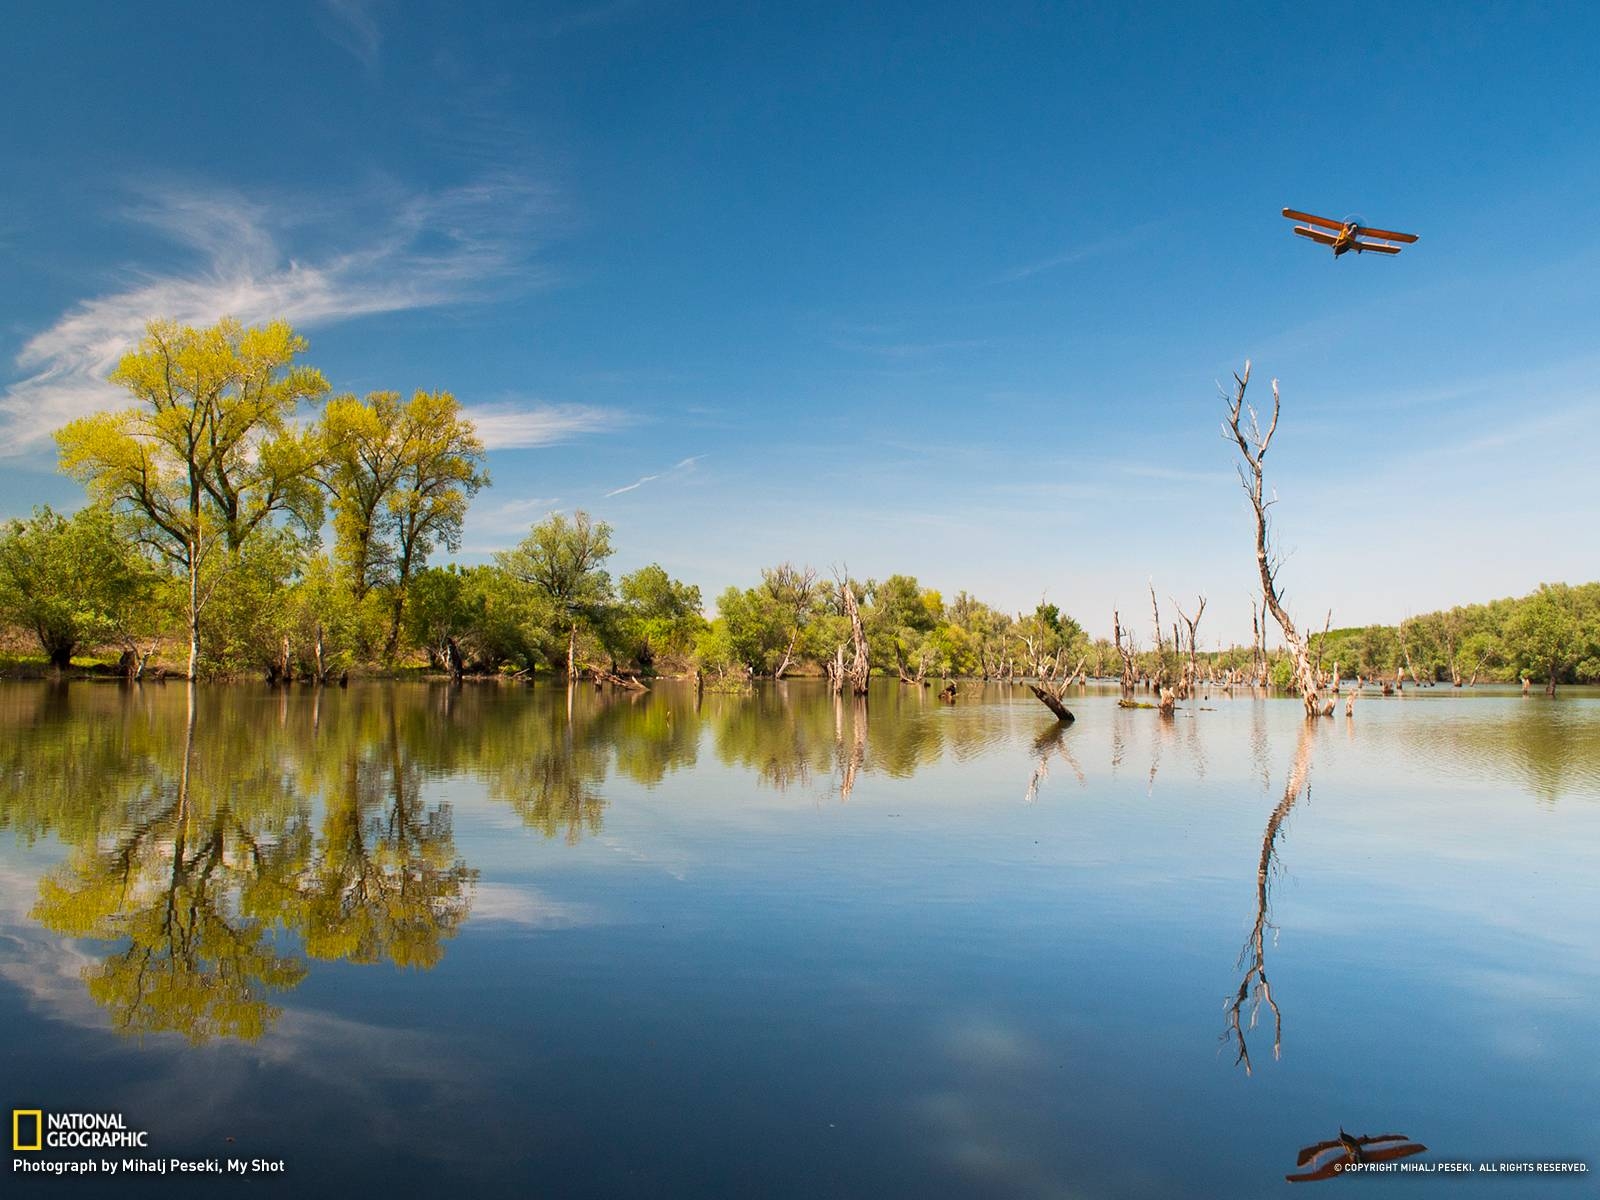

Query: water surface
[[2, 680, 1596, 1196]]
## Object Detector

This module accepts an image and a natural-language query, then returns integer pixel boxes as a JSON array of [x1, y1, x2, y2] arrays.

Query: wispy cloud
[[604, 454, 703, 497], [466, 495, 561, 536], [317, 0, 383, 69], [0, 174, 560, 456], [1115, 463, 1234, 484], [466, 402, 620, 450], [989, 221, 1160, 284]]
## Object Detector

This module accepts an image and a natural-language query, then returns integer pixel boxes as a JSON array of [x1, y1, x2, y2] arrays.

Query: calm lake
[[2, 679, 1596, 1196]]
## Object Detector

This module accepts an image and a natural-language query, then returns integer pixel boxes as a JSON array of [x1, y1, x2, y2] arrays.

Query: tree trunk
[[567, 621, 578, 679], [1029, 684, 1075, 723], [187, 544, 201, 681], [840, 581, 870, 696], [1225, 365, 1322, 719]]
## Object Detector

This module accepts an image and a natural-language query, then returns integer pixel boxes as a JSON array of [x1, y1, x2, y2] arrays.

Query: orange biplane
[[1282, 208, 1418, 257]]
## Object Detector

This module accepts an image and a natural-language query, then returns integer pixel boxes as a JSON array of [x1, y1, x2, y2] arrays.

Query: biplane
[[1282, 208, 1418, 257], [1285, 1129, 1428, 1182]]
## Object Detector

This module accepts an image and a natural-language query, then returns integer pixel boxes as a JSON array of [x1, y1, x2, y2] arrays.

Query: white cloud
[[1, 175, 561, 457], [465, 402, 620, 450]]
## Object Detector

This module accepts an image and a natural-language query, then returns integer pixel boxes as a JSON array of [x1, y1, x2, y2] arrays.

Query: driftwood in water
[[1029, 684, 1075, 723], [595, 668, 649, 691]]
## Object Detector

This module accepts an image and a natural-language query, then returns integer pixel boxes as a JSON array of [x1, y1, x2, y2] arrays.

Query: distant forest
[[3, 318, 1597, 690]]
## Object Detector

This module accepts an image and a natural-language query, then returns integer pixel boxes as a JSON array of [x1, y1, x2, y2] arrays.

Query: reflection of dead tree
[[833, 695, 867, 801], [1224, 363, 1327, 719], [1224, 725, 1312, 1075], [1024, 724, 1084, 802]]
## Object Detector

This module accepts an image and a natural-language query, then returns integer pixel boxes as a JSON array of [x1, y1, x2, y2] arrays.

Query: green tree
[[55, 319, 329, 678], [496, 510, 615, 678], [0, 505, 156, 667], [321, 390, 487, 660], [617, 563, 704, 671], [1506, 583, 1584, 695]]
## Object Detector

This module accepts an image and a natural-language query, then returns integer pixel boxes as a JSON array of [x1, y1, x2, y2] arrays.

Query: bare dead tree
[[1251, 600, 1266, 688], [837, 574, 871, 696], [1149, 583, 1167, 691], [1223, 363, 1324, 719], [1174, 595, 1207, 700], [1113, 609, 1137, 700], [1224, 724, 1312, 1074]]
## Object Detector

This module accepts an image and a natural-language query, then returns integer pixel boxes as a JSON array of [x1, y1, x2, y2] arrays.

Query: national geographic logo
[[13, 1109, 42, 1151], [11, 1109, 149, 1150]]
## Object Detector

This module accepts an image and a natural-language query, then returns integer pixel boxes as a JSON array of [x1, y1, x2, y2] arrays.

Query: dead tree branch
[[1223, 363, 1324, 719]]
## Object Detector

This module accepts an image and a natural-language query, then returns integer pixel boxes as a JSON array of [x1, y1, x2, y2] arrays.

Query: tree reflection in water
[[1223, 723, 1312, 1075], [5, 684, 477, 1042]]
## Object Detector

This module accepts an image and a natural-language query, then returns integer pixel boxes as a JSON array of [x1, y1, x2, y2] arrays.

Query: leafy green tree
[[709, 584, 786, 674], [760, 563, 821, 678], [321, 390, 487, 660], [496, 511, 615, 677], [867, 574, 941, 680], [1507, 583, 1584, 695], [0, 505, 157, 667], [56, 319, 329, 678], [617, 563, 704, 672], [198, 526, 306, 679], [287, 552, 372, 682]]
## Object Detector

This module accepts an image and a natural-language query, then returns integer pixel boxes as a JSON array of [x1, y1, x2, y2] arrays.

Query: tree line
[[1, 317, 1596, 688]]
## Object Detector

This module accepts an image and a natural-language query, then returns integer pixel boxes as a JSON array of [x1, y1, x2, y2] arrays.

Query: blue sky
[[3, 2, 1597, 642]]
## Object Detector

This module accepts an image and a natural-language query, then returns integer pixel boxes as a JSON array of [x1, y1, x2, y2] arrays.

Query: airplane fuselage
[[1331, 223, 1361, 256]]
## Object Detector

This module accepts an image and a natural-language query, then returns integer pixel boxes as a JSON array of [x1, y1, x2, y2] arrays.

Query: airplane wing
[[1354, 240, 1402, 254], [1356, 225, 1418, 243], [1295, 1139, 1343, 1167], [1282, 208, 1345, 231], [1292, 226, 1338, 246]]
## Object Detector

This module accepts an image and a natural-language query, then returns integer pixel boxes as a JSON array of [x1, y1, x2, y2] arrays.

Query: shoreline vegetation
[[2, 320, 1598, 699]]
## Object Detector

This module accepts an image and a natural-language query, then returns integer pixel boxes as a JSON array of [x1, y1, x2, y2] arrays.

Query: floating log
[[595, 669, 649, 691]]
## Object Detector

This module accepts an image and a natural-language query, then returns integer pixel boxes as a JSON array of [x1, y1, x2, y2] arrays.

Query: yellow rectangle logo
[[13, 1109, 43, 1151]]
